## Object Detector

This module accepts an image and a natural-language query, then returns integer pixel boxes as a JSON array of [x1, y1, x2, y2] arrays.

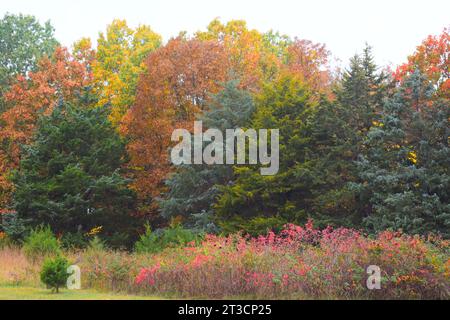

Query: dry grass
[[0, 246, 41, 287]]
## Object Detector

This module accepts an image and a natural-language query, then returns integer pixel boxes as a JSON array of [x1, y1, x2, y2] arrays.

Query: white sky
[[1, 0, 449, 69]]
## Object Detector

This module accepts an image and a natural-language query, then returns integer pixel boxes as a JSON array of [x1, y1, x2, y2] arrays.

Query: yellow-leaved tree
[[91, 19, 162, 126]]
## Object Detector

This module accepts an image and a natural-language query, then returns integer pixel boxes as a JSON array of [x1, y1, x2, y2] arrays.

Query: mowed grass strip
[[0, 285, 164, 300]]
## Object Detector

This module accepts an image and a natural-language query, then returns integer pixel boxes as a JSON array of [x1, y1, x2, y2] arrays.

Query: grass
[[0, 285, 163, 300], [0, 246, 165, 300]]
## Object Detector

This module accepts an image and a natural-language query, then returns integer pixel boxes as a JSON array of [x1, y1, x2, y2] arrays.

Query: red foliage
[[394, 29, 449, 99], [135, 222, 449, 299]]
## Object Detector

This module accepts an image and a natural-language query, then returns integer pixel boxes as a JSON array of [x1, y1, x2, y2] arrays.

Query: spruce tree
[[10, 101, 137, 245], [306, 45, 389, 227], [353, 70, 449, 236], [215, 74, 317, 234], [159, 80, 255, 232]]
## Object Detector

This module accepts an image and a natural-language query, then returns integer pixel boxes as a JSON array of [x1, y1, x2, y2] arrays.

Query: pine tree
[[353, 70, 449, 236], [215, 74, 317, 234], [306, 45, 389, 227], [159, 80, 255, 232], [10, 100, 138, 245]]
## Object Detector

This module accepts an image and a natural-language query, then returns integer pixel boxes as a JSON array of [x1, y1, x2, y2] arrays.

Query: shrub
[[80, 248, 155, 293], [134, 222, 450, 299], [61, 232, 88, 250], [23, 226, 61, 261], [1, 212, 26, 241], [134, 224, 202, 254], [87, 236, 106, 252], [0, 232, 11, 248], [40, 256, 70, 293]]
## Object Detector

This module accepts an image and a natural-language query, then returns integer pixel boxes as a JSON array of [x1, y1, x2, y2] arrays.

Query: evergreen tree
[[305, 45, 389, 227], [10, 101, 138, 245], [215, 74, 317, 234], [159, 80, 255, 232], [352, 70, 449, 236]]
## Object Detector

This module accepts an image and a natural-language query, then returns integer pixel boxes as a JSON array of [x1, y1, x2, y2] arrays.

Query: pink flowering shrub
[[134, 221, 450, 299]]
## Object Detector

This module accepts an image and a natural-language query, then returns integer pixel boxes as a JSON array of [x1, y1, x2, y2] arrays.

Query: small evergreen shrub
[[135, 224, 202, 254], [88, 236, 106, 252], [61, 232, 88, 250], [40, 256, 70, 293], [23, 226, 61, 260]]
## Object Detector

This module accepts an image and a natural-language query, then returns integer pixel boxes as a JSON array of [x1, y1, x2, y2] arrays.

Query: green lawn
[[0, 285, 163, 300]]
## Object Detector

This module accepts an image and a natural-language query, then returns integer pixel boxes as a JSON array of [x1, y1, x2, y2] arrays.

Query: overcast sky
[[1, 0, 449, 68]]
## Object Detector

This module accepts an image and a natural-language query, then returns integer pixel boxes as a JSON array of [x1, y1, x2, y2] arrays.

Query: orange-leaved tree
[[284, 38, 333, 97], [0, 47, 91, 207], [120, 36, 229, 214], [394, 29, 449, 100]]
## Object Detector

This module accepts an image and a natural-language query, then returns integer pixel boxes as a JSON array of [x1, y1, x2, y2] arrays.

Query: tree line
[[0, 13, 448, 247]]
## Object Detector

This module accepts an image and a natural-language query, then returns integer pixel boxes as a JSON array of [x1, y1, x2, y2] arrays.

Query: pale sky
[[1, 0, 449, 69]]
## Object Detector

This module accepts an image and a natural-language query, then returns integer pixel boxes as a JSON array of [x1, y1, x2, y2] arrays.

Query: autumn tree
[[394, 29, 449, 100], [284, 39, 332, 96], [0, 13, 58, 111], [121, 37, 229, 215], [0, 47, 90, 207], [159, 80, 255, 232], [92, 19, 162, 126], [10, 102, 138, 246], [195, 19, 285, 91], [196, 19, 333, 95]]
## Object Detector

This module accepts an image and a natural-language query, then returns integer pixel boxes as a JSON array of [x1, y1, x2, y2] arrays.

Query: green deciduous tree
[[0, 13, 58, 111]]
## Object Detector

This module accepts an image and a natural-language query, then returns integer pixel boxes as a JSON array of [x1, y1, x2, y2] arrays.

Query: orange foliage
[[0, 47, 91, 207], [120, 37, 229, 208], [394, 29, 449, 99], [285, 39, 332, 96]]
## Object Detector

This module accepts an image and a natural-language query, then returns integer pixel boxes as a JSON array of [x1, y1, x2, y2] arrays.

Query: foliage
[[159, 79, 255, 231], [88, 236, 107, 252], [121, 36, 230, 210], [215, 74, 317, 233], [0, 47, 91, 208], [11, 102, 138, 245], [135, 222, 450, 299], [394, 28, 449, 99], [353, 70, 450, 236], [61, 232, 88, 250], [195, 19, 283, 90], [92, 19, 162, 126], [303, 45, 389, 227], [40, 255, 70, 293], [195, 19, 332, 95], [23, 226, 61, 261], [0, 13, 58, 111], [0, 211, 26, 241], [135, 223, 202, 254], [0, 231, 10, 248]]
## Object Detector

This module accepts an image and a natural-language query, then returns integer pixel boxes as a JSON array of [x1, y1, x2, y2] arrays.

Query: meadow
[[0, 222, 448, 300]]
